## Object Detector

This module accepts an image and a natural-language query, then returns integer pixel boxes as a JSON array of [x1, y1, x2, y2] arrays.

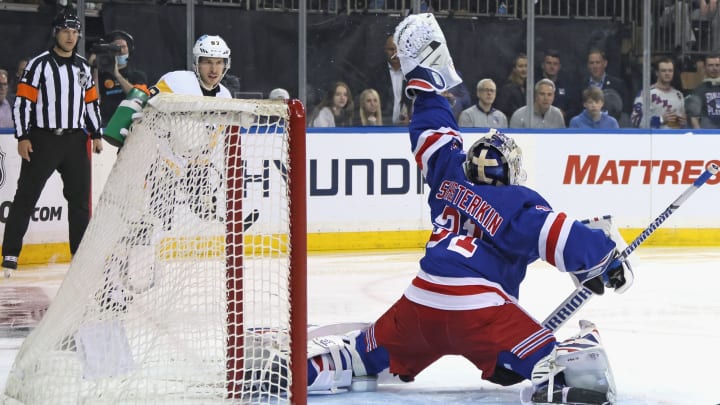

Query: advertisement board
[[1, 128, 718, 260]]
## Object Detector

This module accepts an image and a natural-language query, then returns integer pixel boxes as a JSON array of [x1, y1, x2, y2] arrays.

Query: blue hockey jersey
[[404, 92, 616, 311]]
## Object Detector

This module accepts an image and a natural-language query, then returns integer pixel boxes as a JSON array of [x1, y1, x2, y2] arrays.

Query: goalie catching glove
[[393, 13, 462, 96]]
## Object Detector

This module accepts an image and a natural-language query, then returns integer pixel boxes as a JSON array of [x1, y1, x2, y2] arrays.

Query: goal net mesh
[[3, 94, 305, 404]]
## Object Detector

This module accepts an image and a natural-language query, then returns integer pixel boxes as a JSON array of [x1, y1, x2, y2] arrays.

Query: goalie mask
[[463, 130, 526, 186], [192, 35, 231, 90], [393, 13, 462, 96]]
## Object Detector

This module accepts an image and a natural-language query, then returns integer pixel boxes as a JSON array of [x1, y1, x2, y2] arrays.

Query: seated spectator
[[7, 57, 28, 106], [509, 78, 565, 128], [356, 88, 383, 126], [496, 53, 528, 119], [445, 70, 472, 119], [0, 69, 12, 128], [458, 78, 507, 128], [269, 88, 290, 100], [581, 48, 629, 123], [569, 87, 619, 129], [536, 48, 580, 125], [630, 58, 686, 129], [310, 81, 354, 127], [686, 53, 720, 129], [698, 0, 720, 52]]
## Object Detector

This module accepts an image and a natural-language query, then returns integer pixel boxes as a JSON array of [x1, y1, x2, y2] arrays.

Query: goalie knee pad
[[393, 13, 462, 96]]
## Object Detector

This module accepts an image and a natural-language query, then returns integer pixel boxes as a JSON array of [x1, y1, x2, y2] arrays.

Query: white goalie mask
[[393, 13, 462, 94], [192, 35, 231, 89], [463, 129, 527, 186]]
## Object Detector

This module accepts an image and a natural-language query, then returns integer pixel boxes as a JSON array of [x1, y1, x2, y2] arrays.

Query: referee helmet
[[53, 11, 82, 35]]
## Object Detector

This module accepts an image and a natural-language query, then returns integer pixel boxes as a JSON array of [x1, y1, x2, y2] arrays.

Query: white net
[[3, 94, 305, 404]]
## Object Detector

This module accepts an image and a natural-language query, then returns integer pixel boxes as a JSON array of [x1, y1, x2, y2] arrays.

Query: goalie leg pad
[[307, 331, 371, 393], [527, 320, 616, 404]]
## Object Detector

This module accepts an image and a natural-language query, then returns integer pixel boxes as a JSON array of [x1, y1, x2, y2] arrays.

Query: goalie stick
[[542, 162, 719, 332]]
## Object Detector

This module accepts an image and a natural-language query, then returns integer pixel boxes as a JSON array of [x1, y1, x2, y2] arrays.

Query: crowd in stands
[[2, 12, 720, 131], [302, 36, 718, 130]]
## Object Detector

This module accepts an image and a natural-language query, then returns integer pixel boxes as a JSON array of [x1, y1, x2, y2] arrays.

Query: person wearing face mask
[[91, 30, 147, 127]]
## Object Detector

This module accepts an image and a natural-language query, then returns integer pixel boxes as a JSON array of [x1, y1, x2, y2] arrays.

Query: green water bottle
[[102, 85, 150, 147]]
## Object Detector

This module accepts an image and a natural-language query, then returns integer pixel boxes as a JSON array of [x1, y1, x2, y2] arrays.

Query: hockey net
[[3, 94, 307, 404]]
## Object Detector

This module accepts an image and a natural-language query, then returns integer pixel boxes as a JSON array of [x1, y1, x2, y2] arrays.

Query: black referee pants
[[2, 129, 91, 258]]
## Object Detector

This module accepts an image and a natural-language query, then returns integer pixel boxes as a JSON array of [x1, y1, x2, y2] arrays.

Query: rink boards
[[0, 128, 718, 263]]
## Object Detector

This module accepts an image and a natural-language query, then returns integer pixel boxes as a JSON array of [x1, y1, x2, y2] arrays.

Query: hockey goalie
[[302, 13, 633, 405]]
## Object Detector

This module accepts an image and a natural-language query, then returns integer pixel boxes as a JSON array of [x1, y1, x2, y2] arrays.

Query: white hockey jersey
[[153, 70, 232, 98]]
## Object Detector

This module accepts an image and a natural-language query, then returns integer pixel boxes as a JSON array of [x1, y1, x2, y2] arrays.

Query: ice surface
[[2, 247, 718, 404]]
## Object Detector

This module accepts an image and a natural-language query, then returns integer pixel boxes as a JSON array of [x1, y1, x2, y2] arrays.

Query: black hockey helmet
[[53, 11, 81, 34]]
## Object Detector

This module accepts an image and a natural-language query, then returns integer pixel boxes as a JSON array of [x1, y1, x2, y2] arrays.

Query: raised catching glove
[[393, 13, 462, 96]]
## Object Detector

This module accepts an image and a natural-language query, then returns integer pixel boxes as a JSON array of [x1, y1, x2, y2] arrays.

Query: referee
[[2, 11, 103, 277]]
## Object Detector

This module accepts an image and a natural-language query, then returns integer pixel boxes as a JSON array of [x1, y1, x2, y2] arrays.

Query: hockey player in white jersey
[[107, 33, 233, 141], [96, 35, 234, 312], [301, 13, 633, 405], [150, 34, 232, 98]]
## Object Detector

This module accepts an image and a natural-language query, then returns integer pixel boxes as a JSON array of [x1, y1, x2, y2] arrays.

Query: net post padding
[[288, 98, 308, 405]]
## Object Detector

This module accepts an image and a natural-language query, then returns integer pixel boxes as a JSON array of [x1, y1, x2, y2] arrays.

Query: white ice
[[2, 247, 719, 404]]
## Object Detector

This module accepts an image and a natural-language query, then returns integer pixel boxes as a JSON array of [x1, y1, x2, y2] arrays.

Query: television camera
[[90, 40, 121, 74]]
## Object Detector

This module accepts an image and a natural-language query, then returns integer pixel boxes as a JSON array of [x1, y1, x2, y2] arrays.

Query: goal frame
[[225, 98, 308, 403], [2, 95, 308, 405]]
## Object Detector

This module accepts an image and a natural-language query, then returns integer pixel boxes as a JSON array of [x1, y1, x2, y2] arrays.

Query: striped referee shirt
[[13, 48, 101, 140]]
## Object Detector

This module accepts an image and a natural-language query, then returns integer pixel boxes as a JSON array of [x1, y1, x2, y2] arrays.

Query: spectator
[[509, 78, 565, 128], [445, 71, 472, 119], [268, 88, 290, 100], [355, 88, 383, 126], [310, 81, 354, 127], [368, 35, 411, 125], [457, 78, 507, 128], [6, 57, 28, 106], [0, 69, 12, 128], [698, 0, 720, 52], [221, 74, 241, 97], [631, 57, 686, 129], [90, 30, 148, 127], [686, 53, 720, 129], [2, 11, 103, 277], [569, 87, 619, 129], [496, 53, 528, 119], [260, 88, 290, 128], [537, 49, 580, 125], [582, 48, 629, 123]]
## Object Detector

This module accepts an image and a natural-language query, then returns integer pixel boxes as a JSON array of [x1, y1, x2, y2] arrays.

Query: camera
[[90, 40, 121, 74]]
